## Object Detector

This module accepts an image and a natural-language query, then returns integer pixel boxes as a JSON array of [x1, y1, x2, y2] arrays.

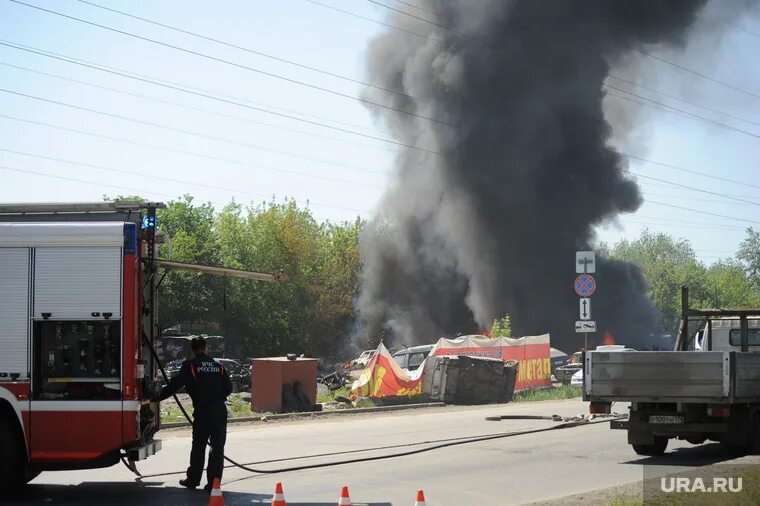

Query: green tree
[[703, 260, 760, 308], [738, 227, 760, 290], [491, 314, 512, 338], [609, 230, 709, 333]]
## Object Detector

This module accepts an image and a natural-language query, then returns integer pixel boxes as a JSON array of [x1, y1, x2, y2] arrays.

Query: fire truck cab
[[0, 202, 165, 492]]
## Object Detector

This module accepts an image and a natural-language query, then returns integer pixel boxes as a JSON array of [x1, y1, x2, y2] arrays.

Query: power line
[[0, 163, 170, 200], [630, 46, 760, 102], [607, 74, 760, 130], [605, 85, 760, 142], [624, 214, 747, 230], [624, 169, 760, 207], [365, 0, 476, 41], [302, 0, 442, 43], [0, 40, 439, 154], [621, 220, 744, 232], [622, 151, 760, 191], [0, 113, 389, 191], [76, 0, 413, 100], [391, 0, 433, 15], [0, 37, 391, 137], [643, 191, 758, 206], [0, 148, 374, 216], [646, 200, 760, 225], [0, 60, 397, 154], [9, 0, 452, 127], [0, 87, 389, 185]]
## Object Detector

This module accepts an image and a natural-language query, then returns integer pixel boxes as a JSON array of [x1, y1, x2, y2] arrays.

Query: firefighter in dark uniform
[[158, 337, 232, 491]]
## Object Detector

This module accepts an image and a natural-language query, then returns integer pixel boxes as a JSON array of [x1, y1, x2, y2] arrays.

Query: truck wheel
[[632, 436, 668, 456], [0, 416, 24, 494]]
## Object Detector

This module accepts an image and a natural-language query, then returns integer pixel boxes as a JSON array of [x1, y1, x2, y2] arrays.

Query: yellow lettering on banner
[[543, 358, 551, 380], [518, 361, 526, 383], [526, 360, 533, 381]]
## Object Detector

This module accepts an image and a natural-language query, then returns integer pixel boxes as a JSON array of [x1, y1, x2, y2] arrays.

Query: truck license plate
[[649, 415, 684, 425]]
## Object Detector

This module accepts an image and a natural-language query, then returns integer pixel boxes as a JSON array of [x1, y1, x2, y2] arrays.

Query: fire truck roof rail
[[0, 201, 166, 215]]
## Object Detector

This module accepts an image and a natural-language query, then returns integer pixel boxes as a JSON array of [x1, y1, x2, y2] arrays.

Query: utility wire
[[625, 170, 760, 207], [646, 201, 760, 225], [8, 0, 452, 126], [302, 0, 442, 43], [0, 61, 397, 154], [391, 0, 433, 15], [607, 74, 760, 130], [76, 0, 413, 100], [0, 113, 388, 191], [0, 87, 388, 187], [0, 40, 438, 154], [0, 148, 373, 215], [643, 191, 759, 206], [4, 55, 756, 197], [0, 38, 391, 137], [365, 0, 476, 41], [630, 46, 760, 102], [621, 219, 745, 232], [622, 151, 760, 191], [605, 86, 760, 142]]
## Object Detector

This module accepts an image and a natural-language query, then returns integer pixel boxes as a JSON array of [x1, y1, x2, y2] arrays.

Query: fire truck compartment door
[[34, 247, 122, 319], [0, 247, 30, 379]]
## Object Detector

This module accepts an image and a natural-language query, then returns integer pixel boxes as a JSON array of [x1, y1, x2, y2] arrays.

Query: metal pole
[[584, 332, 588, 350], [741, 315, 749, 353], [676, 286, 689, 351]]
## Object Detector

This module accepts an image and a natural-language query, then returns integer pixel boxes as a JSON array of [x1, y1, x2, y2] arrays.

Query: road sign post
[[575, 251, 597, 350]]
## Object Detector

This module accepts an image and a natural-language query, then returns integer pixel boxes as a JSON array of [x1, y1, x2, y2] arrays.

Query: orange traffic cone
[[414, 489, 427, 506], [208, 478, 224, 506], [271, 482, 287, 506], [337, 485, 352, 505]]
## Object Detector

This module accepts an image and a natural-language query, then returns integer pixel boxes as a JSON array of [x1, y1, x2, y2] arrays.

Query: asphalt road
[[8, 399, 744, 505]]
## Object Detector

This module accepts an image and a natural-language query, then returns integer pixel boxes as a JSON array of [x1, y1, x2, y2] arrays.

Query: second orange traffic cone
[[208, 478, 224, 506], [414, 489, 427, 506], [271, 482, 287, 506], [337, 485, 352, 505]]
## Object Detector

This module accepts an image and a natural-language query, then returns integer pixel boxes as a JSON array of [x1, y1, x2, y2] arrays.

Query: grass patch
[[513, 385, 582, 403], [317, 386, 350, 404], [642, 467, 760, 505], [160, 403, 193, 424], [227, 394, 253, 418]]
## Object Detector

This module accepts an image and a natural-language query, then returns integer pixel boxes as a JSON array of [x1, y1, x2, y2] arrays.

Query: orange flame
[[602, 331, 615, 346], [481, 328, 493, 338]]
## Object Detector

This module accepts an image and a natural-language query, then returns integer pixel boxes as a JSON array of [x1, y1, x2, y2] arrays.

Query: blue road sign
[[574, 274, 596, 297]]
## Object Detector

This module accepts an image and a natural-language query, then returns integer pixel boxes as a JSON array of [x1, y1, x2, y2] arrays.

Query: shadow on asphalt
[[622, 442, 745, 467], [6, 481, 392, 505]]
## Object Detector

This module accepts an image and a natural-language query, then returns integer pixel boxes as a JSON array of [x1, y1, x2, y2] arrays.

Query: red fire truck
[[0, 202, 282, 492]]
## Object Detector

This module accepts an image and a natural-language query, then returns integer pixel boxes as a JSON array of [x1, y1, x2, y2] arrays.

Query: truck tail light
[[124, 383, 134, 399], [707, 405, 731, 418], [589, 402, 611, 415]]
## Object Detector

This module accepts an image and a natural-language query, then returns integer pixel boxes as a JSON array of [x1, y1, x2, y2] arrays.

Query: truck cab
[[695, 317, 760, 352]]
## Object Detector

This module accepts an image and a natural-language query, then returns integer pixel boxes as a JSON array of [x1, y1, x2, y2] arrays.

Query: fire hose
[[124, 336, 625, 479]]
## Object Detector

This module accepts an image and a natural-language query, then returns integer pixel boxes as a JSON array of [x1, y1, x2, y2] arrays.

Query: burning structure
[[355, 0, 754, 351]]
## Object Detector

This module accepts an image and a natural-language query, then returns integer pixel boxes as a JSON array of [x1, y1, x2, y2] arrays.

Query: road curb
[[161, 401, 447, 429]]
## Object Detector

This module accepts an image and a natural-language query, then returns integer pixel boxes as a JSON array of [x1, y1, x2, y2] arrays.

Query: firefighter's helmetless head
[[190, 337, 207, 357]]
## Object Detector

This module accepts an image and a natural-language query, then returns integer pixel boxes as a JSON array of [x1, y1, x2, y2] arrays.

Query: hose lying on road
[[133, 413, 624, 479], [131, 334, 625, 478]]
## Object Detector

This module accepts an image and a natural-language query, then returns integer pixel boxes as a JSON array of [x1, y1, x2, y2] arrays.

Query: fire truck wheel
[[0, 415, 25, 493]]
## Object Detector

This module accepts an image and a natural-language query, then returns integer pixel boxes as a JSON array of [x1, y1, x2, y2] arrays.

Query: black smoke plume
[[356, 0, 751, 351]]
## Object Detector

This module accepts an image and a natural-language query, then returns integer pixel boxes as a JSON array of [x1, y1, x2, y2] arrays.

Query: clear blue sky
[[0, 0, 758, 264]]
